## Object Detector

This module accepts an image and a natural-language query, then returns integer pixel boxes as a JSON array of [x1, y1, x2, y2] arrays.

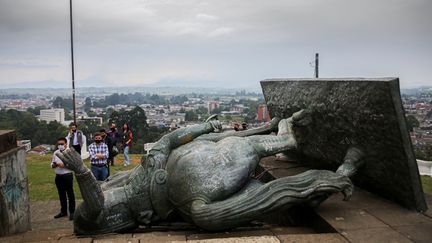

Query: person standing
[[107, 123, 120, 166], [66, 123, 83, 154], [88, 132, 109, 181], [122, 123, 133, 167], [51, 137, 75, 220]]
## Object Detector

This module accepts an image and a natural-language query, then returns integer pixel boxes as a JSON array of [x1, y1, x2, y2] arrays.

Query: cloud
[[196, 13, 219, 21], [207, 27, 234, 37], [0, 0, 431, 88]]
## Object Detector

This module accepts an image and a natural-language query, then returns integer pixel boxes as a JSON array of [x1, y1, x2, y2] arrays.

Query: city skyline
[[1, 0, 432, 89]]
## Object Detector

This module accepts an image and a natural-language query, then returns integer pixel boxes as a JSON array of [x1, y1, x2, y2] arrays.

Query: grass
[[27, 153, 143, 201], [27, 154, 432, 201], [421, 175, 432, 195]]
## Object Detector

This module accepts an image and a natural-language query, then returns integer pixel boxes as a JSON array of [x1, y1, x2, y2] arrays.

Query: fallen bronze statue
[[57, 110, 361, 235]]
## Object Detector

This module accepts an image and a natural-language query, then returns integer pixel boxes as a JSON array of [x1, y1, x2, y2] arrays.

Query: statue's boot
[[188, 170, 353, 231], [196, 117, 281, 142]]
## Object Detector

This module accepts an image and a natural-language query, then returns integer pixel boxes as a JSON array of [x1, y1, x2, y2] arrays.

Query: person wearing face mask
[[66, 122, 84, 154], [51, 137, 75, 220], [107, 123, 120, 166], [88, 132, 109, 181]]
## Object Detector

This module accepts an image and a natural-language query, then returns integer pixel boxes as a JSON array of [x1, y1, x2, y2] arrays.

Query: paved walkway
[[2, 200, 343, 242], [1, 156, 432, 242]]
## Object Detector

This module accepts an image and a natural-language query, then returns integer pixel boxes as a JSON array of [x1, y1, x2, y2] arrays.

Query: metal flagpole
[[69, 0, 77, 124]]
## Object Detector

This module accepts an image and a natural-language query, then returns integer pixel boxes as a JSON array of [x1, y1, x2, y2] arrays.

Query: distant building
[[39, 108, 65, 123], [231, 104, 246, 113], [257, 105, 271, 122], [208, 101, 220, 113], [77, 116, 103, 125]]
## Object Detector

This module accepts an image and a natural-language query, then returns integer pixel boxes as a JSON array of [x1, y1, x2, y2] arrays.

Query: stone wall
[[0, 130, 31, 236]]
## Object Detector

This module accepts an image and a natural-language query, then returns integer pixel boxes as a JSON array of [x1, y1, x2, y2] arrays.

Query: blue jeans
[[91, 165, 108, 181], [124, 146, 129, 166]]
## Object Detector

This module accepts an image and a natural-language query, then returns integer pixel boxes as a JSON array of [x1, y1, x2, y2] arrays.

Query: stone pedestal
[[0, 130, 31, 236], [261, 78, 427, 211]]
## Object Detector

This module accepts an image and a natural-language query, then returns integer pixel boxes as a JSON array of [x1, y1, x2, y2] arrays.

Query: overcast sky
[[1, 0, 431, 89]]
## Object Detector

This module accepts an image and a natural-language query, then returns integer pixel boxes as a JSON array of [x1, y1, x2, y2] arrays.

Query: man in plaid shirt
[[88, 132, 109, 181]]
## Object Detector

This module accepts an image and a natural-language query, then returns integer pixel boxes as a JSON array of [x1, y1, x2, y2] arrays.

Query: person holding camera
[[51, 137, 75, 220]]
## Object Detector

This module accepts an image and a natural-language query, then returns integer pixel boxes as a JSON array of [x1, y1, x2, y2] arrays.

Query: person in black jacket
[[107, 123, 120, 166]]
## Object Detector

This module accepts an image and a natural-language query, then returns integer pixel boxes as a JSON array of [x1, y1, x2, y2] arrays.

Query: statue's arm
[[56, 148, 104, 219]]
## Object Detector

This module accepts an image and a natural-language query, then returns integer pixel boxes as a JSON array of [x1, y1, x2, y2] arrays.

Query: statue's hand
[[55, 148, 87, 174], [208, 120, 222, 132]]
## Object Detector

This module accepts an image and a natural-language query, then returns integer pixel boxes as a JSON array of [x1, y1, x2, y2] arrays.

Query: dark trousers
[[91, 165, 109, 181], [72, 144, 81, 154], [55, 173, 75, 214], [108, 156, 115, 166]]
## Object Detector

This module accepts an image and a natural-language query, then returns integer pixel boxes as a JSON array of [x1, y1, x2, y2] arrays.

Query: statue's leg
[[188, 170, 353, 231], [245, 115, 301, 157], [195, 117, 281, 142]]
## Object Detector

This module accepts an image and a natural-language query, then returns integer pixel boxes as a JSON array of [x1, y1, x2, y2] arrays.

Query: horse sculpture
[[57, 110, 361, 235]]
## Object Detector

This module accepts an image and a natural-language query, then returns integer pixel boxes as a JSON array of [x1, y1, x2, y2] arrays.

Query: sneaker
[[69, 213, 74, 221], [54, 212, 67, 219], [124, 164, 128, 167]]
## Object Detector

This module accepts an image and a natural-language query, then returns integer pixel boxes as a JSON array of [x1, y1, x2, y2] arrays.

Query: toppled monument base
[[261, 78, 427, 211], [0, 130, 31, 236]]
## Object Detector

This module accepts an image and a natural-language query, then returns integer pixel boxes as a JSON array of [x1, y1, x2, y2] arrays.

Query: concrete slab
[[58, 237, 93, 243], [366, 207, 431, 227], [276, 233, 348, 243], [30, 200, 75, 231], [93, 233, 137, 243], [322, 188, 403, 211], [185, 235, 280, 243], [341, 227, 412, 243], [186, 229, 274, 241], [270, 226, 316, 235], [315, 208, 387, 231], [0, 234, 24, 243], [394, 223, 432, 243], [133, 231, 187, 242], [21, 228, 74, 242]]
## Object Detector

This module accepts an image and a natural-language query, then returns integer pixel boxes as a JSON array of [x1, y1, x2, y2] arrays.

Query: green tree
[[406, 115, 420, 132], [52, 96, 73, 110], [108, 106, 149, 153], [211, 107, 222, 115], [185, 110, 198, 121], [0, 109, 68, 146], [27, 106, 47, 116], [84, 97, 92, 112]]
